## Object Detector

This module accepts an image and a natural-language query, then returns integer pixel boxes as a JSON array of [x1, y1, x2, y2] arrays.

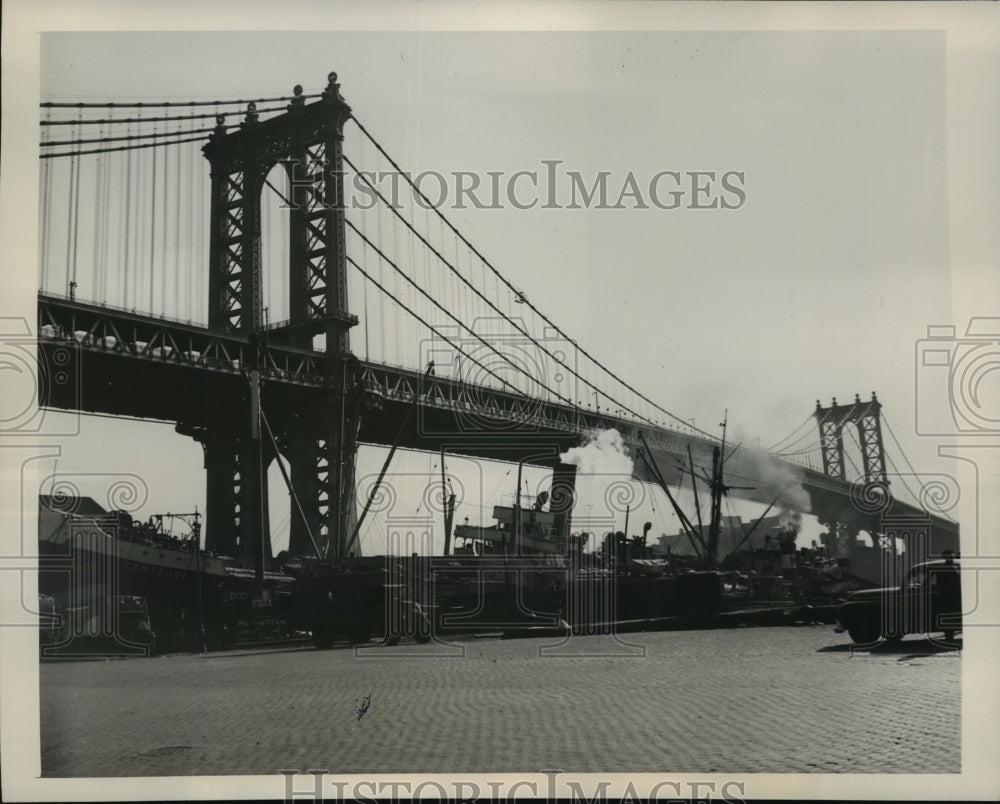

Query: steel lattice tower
[[196, 73, 360, 569], [814, 393, 888, 485]]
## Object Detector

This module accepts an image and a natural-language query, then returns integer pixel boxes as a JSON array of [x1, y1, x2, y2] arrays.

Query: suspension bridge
[[36, 71, 958, 573]]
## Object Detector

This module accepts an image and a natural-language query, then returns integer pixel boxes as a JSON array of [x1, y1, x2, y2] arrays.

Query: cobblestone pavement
[[40, 626, 960, 776]]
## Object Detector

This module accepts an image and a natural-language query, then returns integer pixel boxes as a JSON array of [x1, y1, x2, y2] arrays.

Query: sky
[[18, 27, 977, 553]]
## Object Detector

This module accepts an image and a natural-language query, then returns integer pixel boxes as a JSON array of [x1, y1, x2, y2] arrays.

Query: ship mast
[[706, 411, 727, 566]]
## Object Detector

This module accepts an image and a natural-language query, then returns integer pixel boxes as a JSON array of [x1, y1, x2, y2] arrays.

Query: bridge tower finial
[[813, 392, 889, 487], [323, 71, 344, 103]]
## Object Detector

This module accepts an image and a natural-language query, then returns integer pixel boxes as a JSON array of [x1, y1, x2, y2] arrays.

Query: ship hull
[[38, 505, 294, 654]]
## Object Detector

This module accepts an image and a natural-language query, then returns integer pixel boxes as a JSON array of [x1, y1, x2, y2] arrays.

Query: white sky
[[24, 28, 973, 552]]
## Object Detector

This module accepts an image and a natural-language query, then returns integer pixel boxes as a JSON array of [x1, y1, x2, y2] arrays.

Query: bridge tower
[[813, 392, 890, 555], [814, 392, 888, 484], [198, 72, 360, 569]]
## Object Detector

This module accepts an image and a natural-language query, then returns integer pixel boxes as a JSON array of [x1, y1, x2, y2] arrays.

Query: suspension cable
[[39, 103, 293, 128], [266, 170, 580, 411], [41, 133, 209, 160], [883, 451, 915, 502], [772, 437, 821, 459], [40, 93, 320, 109], [347, 254, 535, 402], [349, 114, 717, 440], [772, 426, 821, 456], [882, 419, 958, 523], [764, 413, 815, 452], [346, 219, 579, 410], [40, 122, 230, 148], [343, 155, 668, 431], [882, 418, 924, 483]]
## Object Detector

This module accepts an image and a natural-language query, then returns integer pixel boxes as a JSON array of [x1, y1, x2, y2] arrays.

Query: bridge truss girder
[[35, 297, 960, 554]]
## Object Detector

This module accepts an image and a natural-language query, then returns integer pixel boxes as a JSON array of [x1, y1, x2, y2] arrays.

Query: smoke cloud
[[745, 450, 812, 531], [559, 428, 634, 475], [560, 429, 635, 548]]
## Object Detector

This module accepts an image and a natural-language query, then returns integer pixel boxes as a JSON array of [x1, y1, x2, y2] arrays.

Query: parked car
[[291, 564, 431, 648], [835, 554, 961, 645], [49, 595, 157, 657]]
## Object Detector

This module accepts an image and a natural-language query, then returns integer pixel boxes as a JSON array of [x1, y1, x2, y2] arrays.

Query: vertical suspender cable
[[69, 144, 82, 298], [392, 202, 401, 363], [162, 131, 169, 316], [97, 130, 107, 299], [453, 223, 463, 368], [123, 128, 132, 307], [186, 115, 195, 321], [93, 132, 103, 299], [358, 164, 370, 361], [66, 110, 81, 297], [174, 139, 181, 318], [355, 127, 371, 360], [407, 186, 418, 368], [64, 147, 77, 295], [423, 202, 432, 360], [99, 122, 111, 299], [376, 151, 387, 361], [38, 110, 47, 288], [134, 115, 145, 307], [453, 222, 462, 361], [149, 126, 158, 314], [39, 140, 51, 288]]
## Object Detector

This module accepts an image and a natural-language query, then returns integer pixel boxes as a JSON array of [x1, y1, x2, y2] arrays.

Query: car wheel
[[882, 632, 903, 645], [347, 628, 371, 645], [413, 609, 432, 644], [847, 621, 880, 645]]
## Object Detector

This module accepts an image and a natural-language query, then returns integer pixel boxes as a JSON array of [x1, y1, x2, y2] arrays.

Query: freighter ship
[[38, 494, 294, 654]]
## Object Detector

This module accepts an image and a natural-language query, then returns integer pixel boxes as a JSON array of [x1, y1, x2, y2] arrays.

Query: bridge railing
[[37, 293, 329, 387]]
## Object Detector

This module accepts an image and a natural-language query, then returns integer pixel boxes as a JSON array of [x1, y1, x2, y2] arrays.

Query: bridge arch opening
[[259, 162, 292, 327], [267, 457, 293, 556]]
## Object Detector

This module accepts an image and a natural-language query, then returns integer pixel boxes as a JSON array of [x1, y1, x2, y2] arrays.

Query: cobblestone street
[[40, 626, 960, 777]]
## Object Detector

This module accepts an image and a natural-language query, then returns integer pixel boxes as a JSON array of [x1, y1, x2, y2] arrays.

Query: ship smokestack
[[549, 462, 578, 540]]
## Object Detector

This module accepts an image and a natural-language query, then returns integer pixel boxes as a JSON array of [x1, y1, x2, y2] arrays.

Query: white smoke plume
[[745, 450, 812, 531], [560, 429, 635, 548], [559, 428, 634, 475]]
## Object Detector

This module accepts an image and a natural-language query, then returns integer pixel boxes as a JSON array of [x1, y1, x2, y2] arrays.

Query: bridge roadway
[[36, 293, 958, 548]]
